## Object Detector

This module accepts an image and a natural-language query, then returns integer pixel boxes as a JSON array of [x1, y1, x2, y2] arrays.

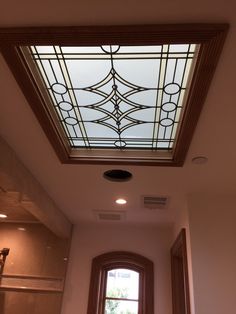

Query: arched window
[[87, 251, 154, 314]]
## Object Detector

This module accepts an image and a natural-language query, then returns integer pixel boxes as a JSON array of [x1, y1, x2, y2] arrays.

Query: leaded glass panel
[[27, 44, 198, 150]]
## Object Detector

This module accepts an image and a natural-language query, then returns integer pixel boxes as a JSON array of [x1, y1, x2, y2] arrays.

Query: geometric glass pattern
[[29, 44, 197, 150]]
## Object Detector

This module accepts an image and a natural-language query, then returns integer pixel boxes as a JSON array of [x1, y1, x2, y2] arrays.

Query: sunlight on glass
[[105, 269, 139, 314], [28, 44, 198, 150], [105, 300, 138, 314]]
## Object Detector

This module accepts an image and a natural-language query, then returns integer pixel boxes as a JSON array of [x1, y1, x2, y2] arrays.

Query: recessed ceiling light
[[192, 156, 208, 165], [115, 198, 127, 205], [17, 227, 26, 231], [0, 214, 7, 218]]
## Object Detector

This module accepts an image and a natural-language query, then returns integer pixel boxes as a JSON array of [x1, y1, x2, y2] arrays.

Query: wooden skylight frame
[[0, 24, 228, 166]]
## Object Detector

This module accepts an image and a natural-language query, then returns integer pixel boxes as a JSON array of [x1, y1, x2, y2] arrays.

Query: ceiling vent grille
[[142, 195, 169, 210], [93, 210, 126, 221]]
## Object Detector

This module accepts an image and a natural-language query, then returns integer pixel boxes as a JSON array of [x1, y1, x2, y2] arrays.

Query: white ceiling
[[0, 0, 235, 225]]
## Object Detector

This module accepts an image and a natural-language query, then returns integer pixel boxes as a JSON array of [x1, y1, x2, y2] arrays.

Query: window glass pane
[[106, 269, 139, 300], [118, 45, 162, 53], [105, 299, 138, 314], [27, 44, 198, 150], [113, 59, 159, 87]]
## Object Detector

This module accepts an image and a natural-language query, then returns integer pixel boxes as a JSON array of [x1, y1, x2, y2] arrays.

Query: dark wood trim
[[87, 251, 154, 314], [0, 24, 229, 45], [0, 46, 70, 163], [0, 24, 229, 166], [171, 229, 191, 314]]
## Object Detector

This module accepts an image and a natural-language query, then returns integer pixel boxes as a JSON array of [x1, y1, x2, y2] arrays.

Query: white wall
[[188, 195, 236, 314], [61, 223, 173, 314]]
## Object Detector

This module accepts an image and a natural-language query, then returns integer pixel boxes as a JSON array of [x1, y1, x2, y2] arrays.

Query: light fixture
[[0, 214, 7, 219], [115, 198, 127, 205], [192, 156, 208, 165], [17, 227, 26, 231]]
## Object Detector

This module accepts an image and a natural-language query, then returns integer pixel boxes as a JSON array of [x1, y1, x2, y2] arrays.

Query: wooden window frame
[[87, 251, 154, 314], [0, 24, 229, 166]]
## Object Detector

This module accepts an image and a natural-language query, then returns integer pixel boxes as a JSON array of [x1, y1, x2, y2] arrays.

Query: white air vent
[[142, 195, 169, 210], [93, 210, 126, 221]]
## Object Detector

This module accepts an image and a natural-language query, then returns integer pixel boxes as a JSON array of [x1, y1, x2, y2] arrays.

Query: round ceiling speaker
[[103, 169, 133, 182]]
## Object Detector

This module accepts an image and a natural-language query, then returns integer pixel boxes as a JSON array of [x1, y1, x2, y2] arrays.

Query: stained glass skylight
[[26, 44, 197, 150], [0, 25, 227, 165]]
